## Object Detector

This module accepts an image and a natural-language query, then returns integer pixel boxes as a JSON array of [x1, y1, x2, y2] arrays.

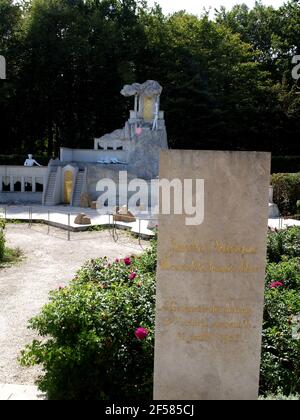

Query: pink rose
[[135, 327, 148, 341], [115, 258, 120, 263], [124, 257, 132, 266], [129, 272, 137, 281], [269, 281, 284, 289]]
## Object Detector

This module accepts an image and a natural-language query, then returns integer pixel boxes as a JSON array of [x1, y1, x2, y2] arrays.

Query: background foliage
[[0, 0, 299, 161], [271, 173, 300, 215]]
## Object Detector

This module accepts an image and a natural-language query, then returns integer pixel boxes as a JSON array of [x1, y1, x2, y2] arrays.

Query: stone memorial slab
[[154, 150, 271, 400]]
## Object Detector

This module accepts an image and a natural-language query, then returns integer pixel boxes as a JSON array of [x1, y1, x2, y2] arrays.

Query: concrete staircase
[[44, 170, 58, 206], [72, 171, 85, 207]]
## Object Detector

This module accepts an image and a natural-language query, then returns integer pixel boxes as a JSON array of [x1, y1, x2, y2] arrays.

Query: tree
[[0, 0, 299, 159]]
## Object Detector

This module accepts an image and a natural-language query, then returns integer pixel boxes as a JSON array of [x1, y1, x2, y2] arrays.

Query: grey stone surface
[[127, 127, 168, 179], [268, 186, 280, 218], [269, 203, 280, 218], [74, 213, 91, 225], [121, 80, 163, 97], [154, 150, 271, 400], [0, 192, 43, 204]]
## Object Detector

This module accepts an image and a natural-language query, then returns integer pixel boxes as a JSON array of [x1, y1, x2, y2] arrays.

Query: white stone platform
[[0, 384, 45, 400], [1, 205, 300, 235], [0, 205, 156, 238], [268, 218, 300, 230]]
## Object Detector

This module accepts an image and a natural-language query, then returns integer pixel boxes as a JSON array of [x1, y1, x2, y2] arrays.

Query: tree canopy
[[0, 0, 299, 158]]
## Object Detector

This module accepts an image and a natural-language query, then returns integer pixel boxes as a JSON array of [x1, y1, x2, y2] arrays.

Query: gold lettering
[[160, 304, 252, 316], [167, 239, 258, 256], [214, 241, 257, 255], [177, 332, 241, 343], [159, 260, 262, 273]]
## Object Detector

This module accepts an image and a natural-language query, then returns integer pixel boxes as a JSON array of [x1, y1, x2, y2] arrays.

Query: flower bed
[[261, 228, 300, 396], [20, 230, 300, 400], [20, 243, 157, 400]]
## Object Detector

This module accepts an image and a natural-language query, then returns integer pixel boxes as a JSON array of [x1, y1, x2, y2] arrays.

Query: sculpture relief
[[24, 154, 41, 167]]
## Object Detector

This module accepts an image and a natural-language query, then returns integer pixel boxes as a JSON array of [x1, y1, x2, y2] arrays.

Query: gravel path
[[0, 224, 147, 385]]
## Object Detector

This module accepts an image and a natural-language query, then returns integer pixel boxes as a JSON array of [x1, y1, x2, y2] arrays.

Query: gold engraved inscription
[[160, 239, 262, 273], [161, 303, 253, 344]]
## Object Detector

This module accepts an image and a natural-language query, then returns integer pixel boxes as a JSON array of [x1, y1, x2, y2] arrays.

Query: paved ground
[[0, 224, 147, 387], [0, 384, 44, 400], [268, 218, 300, 229]]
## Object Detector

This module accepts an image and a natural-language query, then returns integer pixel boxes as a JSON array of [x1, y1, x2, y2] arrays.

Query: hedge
[[271, 173, 300, 216]]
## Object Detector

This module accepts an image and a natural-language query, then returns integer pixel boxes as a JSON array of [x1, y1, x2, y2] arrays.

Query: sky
[[147, 0, 285, 16]]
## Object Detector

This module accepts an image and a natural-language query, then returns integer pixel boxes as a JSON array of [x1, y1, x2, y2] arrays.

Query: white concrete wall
[[60, 148, 129, 163], [0, 166, 47, 194]]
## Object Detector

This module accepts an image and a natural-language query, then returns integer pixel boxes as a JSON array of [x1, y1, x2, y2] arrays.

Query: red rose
[[129, 272, 137, 280], [269, 281, 284, 289], [135, 327, 148, 341], [124, 257, 132, 266]]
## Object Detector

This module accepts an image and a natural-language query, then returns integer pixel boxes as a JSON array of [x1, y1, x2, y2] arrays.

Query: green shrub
[[20, 245, 157, 400], [259, 394, 300, 400], [271, 173, 300, 216], [260, 288, 300, 396], [262, 230, 300, 395], [134, 240, 157, 275], [267, 227, 300, 263], [266, 259, 300, 291]]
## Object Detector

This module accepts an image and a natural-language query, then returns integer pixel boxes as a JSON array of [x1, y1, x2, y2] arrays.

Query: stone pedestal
[[154, 150, 271, 400]]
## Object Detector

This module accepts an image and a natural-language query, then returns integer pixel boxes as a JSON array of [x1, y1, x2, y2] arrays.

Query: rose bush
[[267, 226, 300, 263], [261, 227, 300, 397], [266, 258, 300, 291], [20, 242, 157, 400], [20, 228, 300, 400]]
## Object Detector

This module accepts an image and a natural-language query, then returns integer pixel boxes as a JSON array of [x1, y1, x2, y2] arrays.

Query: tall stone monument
[[154, 150, 271, 400]]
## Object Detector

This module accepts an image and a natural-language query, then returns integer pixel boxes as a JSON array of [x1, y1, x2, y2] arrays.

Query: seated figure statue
[[24, 154, 41, 167]]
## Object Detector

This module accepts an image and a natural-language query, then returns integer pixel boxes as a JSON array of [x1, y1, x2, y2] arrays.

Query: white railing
[[0, 166, 47, 193]]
